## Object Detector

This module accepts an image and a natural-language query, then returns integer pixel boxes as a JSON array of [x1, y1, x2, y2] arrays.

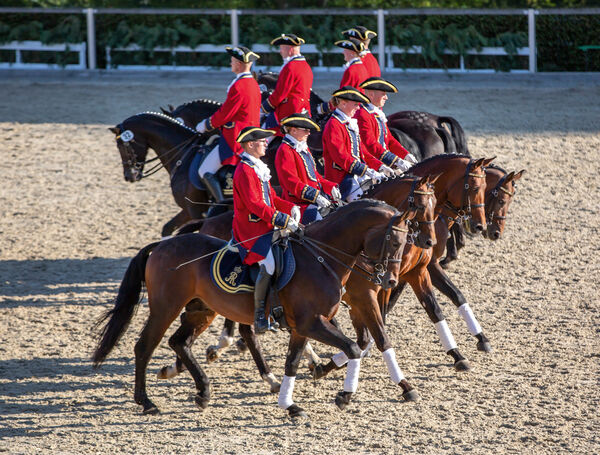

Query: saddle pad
[[210, 241, 296, 294], [189, 150, 234, 196]]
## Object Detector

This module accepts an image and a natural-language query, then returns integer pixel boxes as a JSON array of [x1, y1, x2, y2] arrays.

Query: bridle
[[486, 174, 516, 223], [400, 178, 436, 244], [440, 159, 486, 225]]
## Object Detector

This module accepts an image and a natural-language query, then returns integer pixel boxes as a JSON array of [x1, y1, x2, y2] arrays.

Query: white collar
[[242, 151, 271, 182], [359, 49, 371, 57], [343, 57, 362, 69], [227, 71, 252, 93], [284, 134, 308, 153], [334, 109, 359, 133], [281, 54, 302, 70], [371, 104, 387, 123]]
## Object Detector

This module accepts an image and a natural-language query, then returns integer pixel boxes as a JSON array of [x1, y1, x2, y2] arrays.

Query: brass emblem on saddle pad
[[224, 266, 243, 285], [211, 246, 254, 294]]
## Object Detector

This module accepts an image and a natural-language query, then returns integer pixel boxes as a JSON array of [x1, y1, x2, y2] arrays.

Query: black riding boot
[[201, 172, 225, 204], [254, 264, 273, 334]]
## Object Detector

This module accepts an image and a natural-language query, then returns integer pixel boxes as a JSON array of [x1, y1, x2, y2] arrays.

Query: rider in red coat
[[261, 34, 313, 131], [274, 112, 341, 224], [322, 87, 395, 201], [342, 26, 381, 78], [196, 46, 261, 205], [355, 77, 417, 172], [233, 126, 300, 333]]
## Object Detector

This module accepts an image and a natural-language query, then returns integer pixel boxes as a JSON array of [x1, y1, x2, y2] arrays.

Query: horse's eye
[[498, 200, 506, 206]]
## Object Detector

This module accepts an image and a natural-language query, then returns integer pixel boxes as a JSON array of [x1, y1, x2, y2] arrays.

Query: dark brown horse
[[92, 200, 415, 418], [388, 118, 457, 161]]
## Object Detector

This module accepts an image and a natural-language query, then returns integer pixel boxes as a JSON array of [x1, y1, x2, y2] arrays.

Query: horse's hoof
[[334, 391, 352, 411], [236, 338, 248, 353], [142, 403, 160, 415], [287, 404, 307, 419], [206, 346, 219, 363], [402, 389, 420, 402], [454, 359, 471, 372], [195, 393, 210, 410], [270, 383, 281, 394], [156, 364, 179, 380], [477, 340, 492, 352]]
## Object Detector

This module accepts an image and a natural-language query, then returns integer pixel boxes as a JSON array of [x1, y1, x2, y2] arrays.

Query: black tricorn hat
[[359, 77, 398, 93], [281, 112, 321, 132], [270, 33, 305, 46], [226, 46, 260, 63], [236, 127, 274, 143], [332, 86, 371, 104], [342, 26, 377, 41], [334, 38, 365, 54]]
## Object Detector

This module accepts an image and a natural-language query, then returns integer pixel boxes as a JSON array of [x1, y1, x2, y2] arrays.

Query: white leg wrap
[[457, 303, 482, 336], [216, 328, 234, 350], [332, 351, 349, 368], [343, 359, 361, 393], [278, 375, 295, 409], [434, 320, 457, 352], [382, 348, 406, 384]]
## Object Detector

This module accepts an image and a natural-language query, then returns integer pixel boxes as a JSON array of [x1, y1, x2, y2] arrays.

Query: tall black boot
[[254, 264, 273, 334], [201, 172, 225, 204]]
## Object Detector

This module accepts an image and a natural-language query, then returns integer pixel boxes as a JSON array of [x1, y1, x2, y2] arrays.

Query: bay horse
[[440, 165, 525, 267], [92, 200, 415, 418], [109, 112, 220, 237]]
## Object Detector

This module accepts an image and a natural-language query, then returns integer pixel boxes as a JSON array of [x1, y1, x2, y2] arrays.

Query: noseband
[[441, 159, 486, 225]]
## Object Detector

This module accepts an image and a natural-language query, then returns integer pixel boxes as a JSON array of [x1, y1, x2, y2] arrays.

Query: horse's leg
[[238, 323, 280, 393], [386, 281, 408, 317], [167, 301, 217, 410], [440, 229, 459, 268], [161, 209, 190, 239], [428, 261, 491, 352], [302, 342, 322, 371], [278, 331, 309, 419], [206, 319, 239, 363], [404, 268, 471, 372]]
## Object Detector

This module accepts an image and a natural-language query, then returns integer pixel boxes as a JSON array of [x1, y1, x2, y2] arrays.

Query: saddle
[[188, 143, 235, 197]]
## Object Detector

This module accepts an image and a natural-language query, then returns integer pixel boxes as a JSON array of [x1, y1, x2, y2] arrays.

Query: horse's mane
[[178, 98, 222, 109], [304, 199, 396, 235], [132, 112, 199, 134], [361, 174, 420, 199], [486, 163, 507, 175]]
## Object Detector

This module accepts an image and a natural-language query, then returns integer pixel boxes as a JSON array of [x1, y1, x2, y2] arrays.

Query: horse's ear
[[504, 171, 515, 182], [427, 173, 443, 186], [512, 169, 526, 182], [482, 156, 496, 167], [398, 208, 416, 223], [160, 106, 171, 115], [108, 126, 120, 135]]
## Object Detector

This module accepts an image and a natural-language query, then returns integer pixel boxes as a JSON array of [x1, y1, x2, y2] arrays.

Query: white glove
[[316, 194, 331, 209], [405, 153, 418, 164], [287, 217, 300, 232], [291, 205, 301, 223], [379, 164, 395, 178], [331, 186, 342, 201], [365, 167, 384, 181], [395, 159, 411, 172], [195, 119, 208, 133]]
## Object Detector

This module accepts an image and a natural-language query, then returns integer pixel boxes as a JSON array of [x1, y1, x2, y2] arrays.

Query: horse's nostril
[[388, 280, 398, 289], [425, 239, 433, 247], [492, 231, 500, 239], [475, 224, 484, 232]]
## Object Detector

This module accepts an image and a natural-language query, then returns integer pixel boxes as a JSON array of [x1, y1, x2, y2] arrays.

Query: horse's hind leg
[[168, 300, 217, 410], [206, 318, 239, 363], [428, 261, 491, 352], [238, 323, 280, 393], [161, 209, 190, 238]]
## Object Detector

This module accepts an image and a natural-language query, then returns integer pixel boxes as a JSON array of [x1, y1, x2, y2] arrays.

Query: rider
[[261, 34, 313, 132], [274, 112, 341, 224], [322, 86, 394, 202], [233, 126, 301, 333], [196, 46, 261, 205], [356, 77, 418, 173], [342, 26, 381, 78]]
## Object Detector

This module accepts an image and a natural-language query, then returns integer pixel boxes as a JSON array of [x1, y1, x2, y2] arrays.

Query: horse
[[109, 112, 224, 237], [440, 165, 525, 268], [92, 200, 415, 418], [388, 118, 457, 161]]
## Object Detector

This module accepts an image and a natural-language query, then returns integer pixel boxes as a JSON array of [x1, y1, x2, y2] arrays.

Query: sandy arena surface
[[0, 70, 599, 454]]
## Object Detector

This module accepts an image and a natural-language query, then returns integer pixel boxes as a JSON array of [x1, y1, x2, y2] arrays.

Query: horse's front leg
[[428, 261, 491, 352], [278, 331, 309, 419], [238, 323, 280, 393]]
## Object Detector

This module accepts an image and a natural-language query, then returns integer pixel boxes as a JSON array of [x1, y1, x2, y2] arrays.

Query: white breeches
[[198, 145, 221, 177], [258, 248, 275, 275]]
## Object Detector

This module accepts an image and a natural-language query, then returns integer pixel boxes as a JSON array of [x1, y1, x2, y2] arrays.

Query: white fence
[[1, 7, 599, 73], [0, 40, 86, 69]]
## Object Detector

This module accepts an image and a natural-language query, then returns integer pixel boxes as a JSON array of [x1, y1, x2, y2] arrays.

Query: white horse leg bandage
[[332, 351, 349, 368], [278, 375, 295, 409], [434, 320, 458, 352], [382, 348, 406, 384], [457, 303, 482, 336], [343, 359, 361, 393]]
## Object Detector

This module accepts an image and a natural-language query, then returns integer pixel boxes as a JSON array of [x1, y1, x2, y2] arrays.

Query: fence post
[[377, 9, 385, 72], [528, 8, 537, 73], [85, 8, 96, 70], [230, 9, 239, 47]]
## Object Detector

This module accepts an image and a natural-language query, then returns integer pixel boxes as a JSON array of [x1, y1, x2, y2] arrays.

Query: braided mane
[[134, 112, 199, 134]]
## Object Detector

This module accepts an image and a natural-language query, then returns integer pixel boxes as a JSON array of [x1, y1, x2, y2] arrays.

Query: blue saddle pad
[[210, 241, 296, 294], [189, 149, 235, 197]]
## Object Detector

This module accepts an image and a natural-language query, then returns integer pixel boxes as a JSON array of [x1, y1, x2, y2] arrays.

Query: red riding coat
[[206, 73, 261, 166], [355, 104, 410, 167], [275, 136, 337, 214], [339, 58, 369, 93], [360, 51, 381, 78], [322, 110, 383, 184], [232, 154, 295, 265], [262, 56, 313, 124]]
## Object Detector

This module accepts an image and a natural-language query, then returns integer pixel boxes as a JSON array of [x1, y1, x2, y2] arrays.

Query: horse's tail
[[438, 116, 469, 156], [175, 219, 206, 236], [92, 241, 160, 367], [435, 126, 457, 155]]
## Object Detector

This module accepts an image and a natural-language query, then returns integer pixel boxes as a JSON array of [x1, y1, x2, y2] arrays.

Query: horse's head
[[109, 124, 149, 182], [483, 169, 525, 240], [362, 207, 417, 290], [408, 174, 440, 249]]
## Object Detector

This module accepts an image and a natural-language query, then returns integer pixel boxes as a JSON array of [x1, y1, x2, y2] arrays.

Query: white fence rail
[[0, 40, 86, 69], [1, 7, 599, 72]]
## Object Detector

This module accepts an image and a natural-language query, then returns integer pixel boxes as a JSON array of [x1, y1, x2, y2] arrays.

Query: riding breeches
[[198, 145, 222, 177], [258, 248, 275, 275]]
